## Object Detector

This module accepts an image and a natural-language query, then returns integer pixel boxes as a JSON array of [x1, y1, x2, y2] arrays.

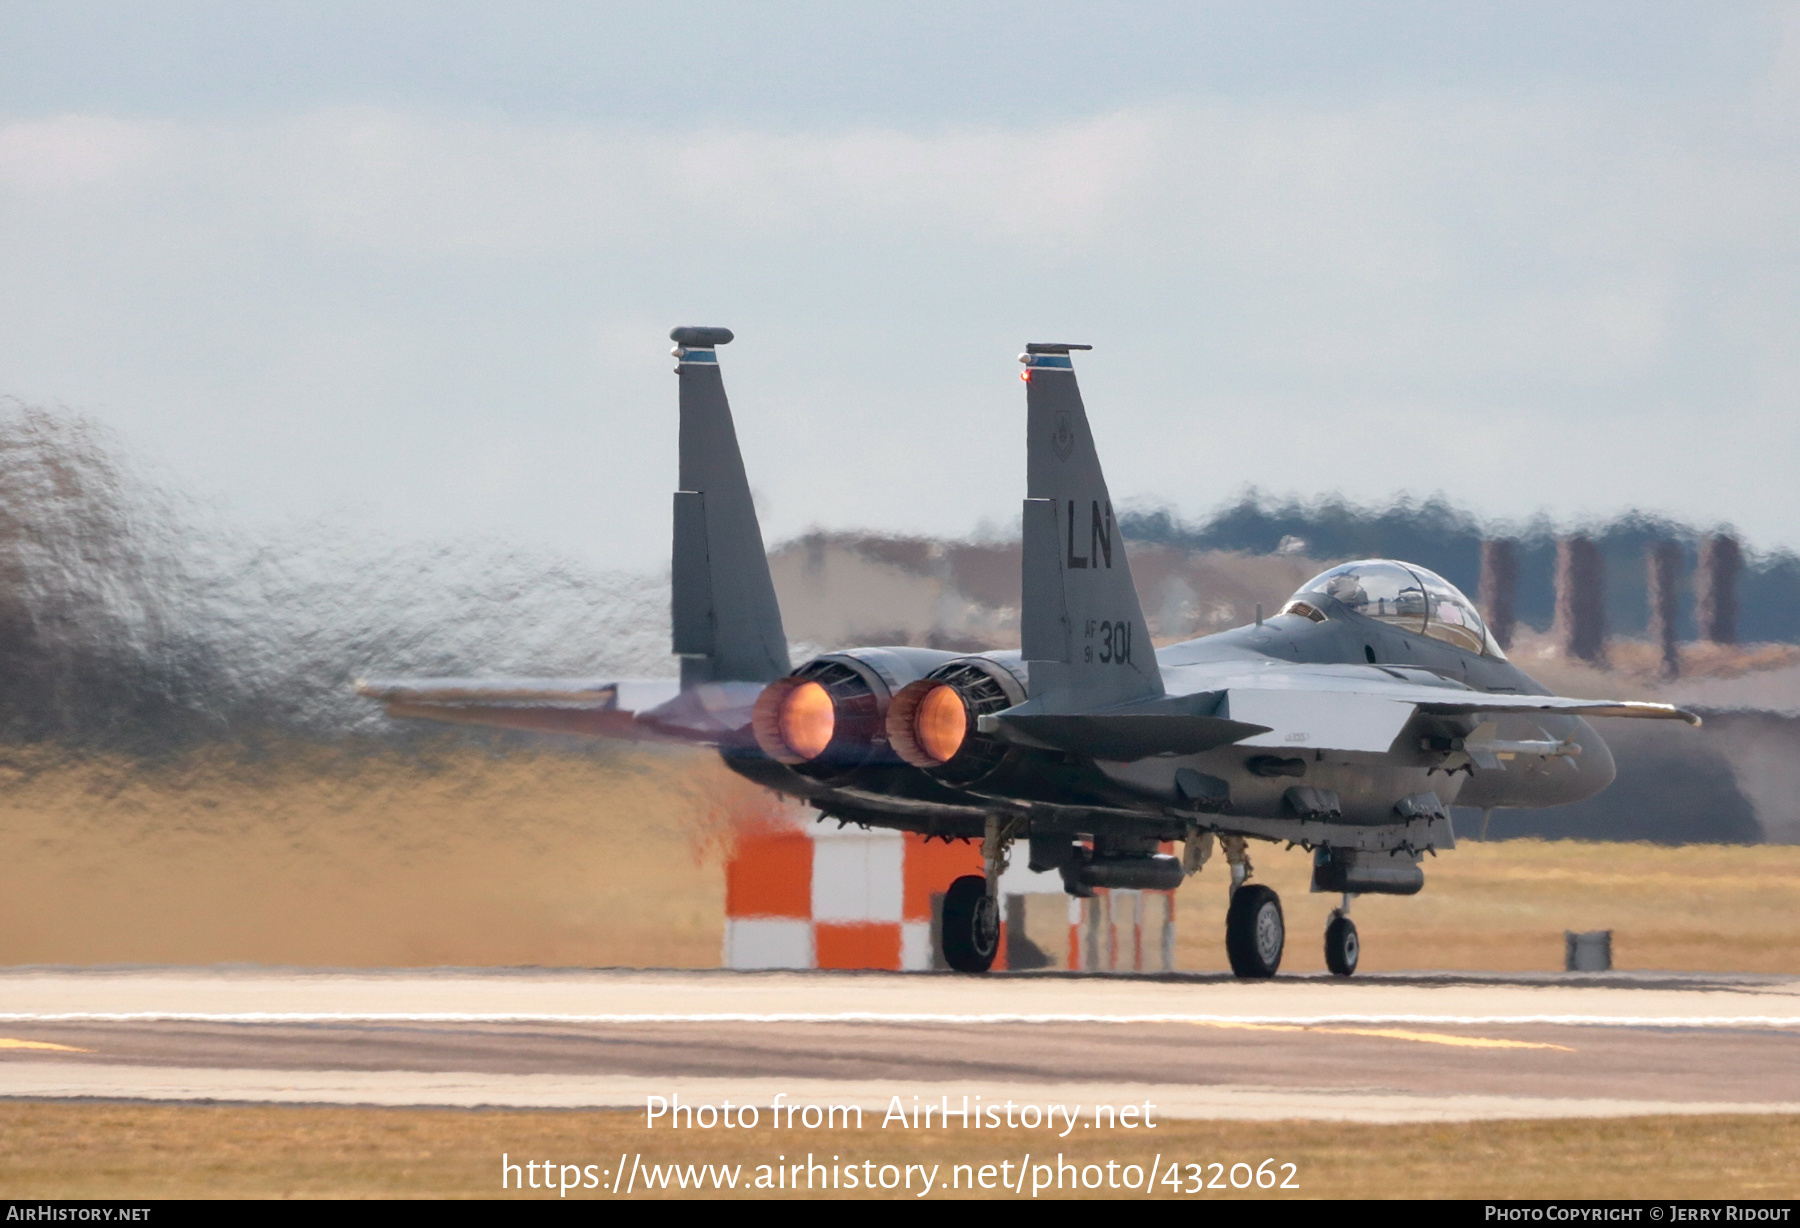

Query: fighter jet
[[358, 327, 1699, 978]]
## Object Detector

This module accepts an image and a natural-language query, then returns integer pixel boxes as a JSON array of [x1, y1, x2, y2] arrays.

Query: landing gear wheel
[[1225, 884, 1284, 978], [941, 874, 999, 973], [1324, 915, 1359, 977]]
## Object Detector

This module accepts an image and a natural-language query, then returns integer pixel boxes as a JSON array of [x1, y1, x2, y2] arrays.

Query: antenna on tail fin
[[1017, 344, 1163, 712], [669, 327, 791, 689]]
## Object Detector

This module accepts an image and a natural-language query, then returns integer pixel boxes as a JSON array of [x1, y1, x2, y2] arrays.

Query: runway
[[2, 967, 1798, 1122]]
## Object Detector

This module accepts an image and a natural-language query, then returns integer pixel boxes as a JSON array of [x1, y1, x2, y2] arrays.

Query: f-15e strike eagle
[[359, 327, 1699, 978]]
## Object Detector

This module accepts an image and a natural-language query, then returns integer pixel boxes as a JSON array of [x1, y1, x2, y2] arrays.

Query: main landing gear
[[1222, 836, 1285, 978], [1225, 885, 1285, 978], [941, 875, 999, 972], [1218, 838, 1364, 978], [1325, 894, 1359, 977], [941, 815, 1015, 973]]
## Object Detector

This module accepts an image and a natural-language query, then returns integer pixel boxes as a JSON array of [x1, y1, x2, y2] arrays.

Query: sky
[[1, 2, 1797, 571]]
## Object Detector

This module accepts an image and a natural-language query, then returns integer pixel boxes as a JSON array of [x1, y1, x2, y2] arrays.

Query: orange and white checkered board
[[724, 824, 985, 971], [723, 823, 1178, 973]]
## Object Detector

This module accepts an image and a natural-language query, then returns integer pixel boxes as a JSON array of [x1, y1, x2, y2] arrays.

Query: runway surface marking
[[0, 1012, 1789, 1029], [0, 1038, 87, 1052], [1186, 1021, 1574, 1050], [2, 1063, 1794, 1122], [2, 972, 1789, 1121], [6, 970, 1793, 1034]]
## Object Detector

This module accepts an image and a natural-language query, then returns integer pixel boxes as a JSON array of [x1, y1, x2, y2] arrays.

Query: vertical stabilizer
[[669, 327, 791, 688], [1018, 344, 1162, 712]]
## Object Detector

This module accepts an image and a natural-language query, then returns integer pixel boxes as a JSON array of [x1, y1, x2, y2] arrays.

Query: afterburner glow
[[779, 681, 835, 761], [914, 684, 967, 764]]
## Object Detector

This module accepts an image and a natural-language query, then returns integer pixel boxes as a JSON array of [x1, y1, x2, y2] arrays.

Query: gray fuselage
[[720, 594, 1611, 849]]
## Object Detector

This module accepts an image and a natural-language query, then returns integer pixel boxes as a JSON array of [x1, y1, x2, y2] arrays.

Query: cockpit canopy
[[1281, 559, 1504, 658]]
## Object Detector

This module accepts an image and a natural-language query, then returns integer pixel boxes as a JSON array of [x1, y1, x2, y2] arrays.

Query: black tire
[[1324, 915, 1359, 977], [941, 874, 999, 973], [1225, 884, 1284, 978]]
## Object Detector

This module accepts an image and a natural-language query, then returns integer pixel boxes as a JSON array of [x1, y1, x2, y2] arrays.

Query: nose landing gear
[[1325, 893, 1359, 976]]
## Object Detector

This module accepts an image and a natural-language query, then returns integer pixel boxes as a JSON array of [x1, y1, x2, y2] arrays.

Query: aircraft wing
[[1197, 662, 1694, 719], [985, 662, 1699, 760], [353, 676, 766, 743], [1374, 691, 1699, 722], [1223, 683, 1696, 756]]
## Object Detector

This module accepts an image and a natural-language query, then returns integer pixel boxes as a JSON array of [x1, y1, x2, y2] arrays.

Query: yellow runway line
[[0, 1038, 89, 1053], [1189, 1020, 1573, 1051]]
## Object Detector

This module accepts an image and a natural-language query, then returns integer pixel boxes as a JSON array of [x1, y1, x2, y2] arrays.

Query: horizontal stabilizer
[[353, 676, 765, 744], [378, 700, 643, 739], [356, 678, 672, 707], [980, 712, 1271, 760]]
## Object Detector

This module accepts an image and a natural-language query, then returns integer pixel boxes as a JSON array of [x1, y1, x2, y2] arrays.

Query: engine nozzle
[[751, 658, 884, 773], [753, 677, 834, 763], [885, 657, 1026, 785], [889, 681, 968, 766]]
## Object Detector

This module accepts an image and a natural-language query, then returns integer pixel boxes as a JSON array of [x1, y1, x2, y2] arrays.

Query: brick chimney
[[1646, 540, 1681, 679], [1696, 533, 1742, 645], [1554, 535, 1607, 664], [1478, 539, 1518, 651]]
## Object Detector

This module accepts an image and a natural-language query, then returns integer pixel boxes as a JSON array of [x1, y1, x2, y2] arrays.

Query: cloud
[[0, 114, 170, 191], [209, 106, 1167, 254], [0, 78, 1797, 566]]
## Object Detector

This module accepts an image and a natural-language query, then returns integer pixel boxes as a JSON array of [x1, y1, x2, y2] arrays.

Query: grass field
[[1174, 836, 1800, 974], [0, 743, 747, 968], [2, 742, 1799, 973], [0, 1103, 1795, 1200], [3, 746, 1798, 1201]]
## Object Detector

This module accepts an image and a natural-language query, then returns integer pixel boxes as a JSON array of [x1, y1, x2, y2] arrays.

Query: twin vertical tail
[[1018, 344, 1163, 712], [669, 327, 791, 689], [665, 332, 1145, 709]]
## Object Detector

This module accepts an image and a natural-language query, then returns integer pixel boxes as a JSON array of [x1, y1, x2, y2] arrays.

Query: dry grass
[[1172, 837, 1800, 974], [0, 743, 762, 968], [0, 1102, 1794, 1200], [1, 743, 1798, 974]]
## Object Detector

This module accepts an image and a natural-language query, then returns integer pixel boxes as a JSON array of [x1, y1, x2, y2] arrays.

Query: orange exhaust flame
[[779, 680, 835, 761], [752, 676, 839, 763], [914, 683, 968, 764]]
